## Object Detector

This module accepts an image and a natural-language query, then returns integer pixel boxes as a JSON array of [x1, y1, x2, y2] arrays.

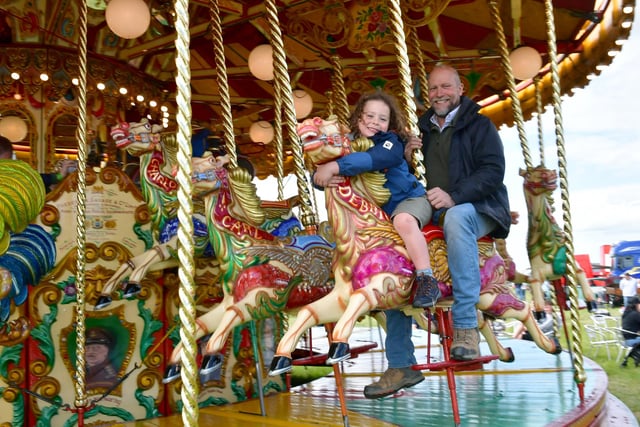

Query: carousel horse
[[519, 166, 595, 313], [268, 117, 562, 375], [94, 120, 215, 309], [162, 153, 335, 382], [0, 160, 56, 345]]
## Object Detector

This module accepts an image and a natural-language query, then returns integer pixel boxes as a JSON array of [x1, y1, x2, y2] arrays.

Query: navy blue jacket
[[417, 96, 511, 238], [336, 131, 425, 216]]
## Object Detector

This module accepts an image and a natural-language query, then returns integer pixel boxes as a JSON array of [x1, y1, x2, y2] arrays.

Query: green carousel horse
[[268, 117, 562, 375], [162, 153, 335, 382], [519, 166, 595, 313]]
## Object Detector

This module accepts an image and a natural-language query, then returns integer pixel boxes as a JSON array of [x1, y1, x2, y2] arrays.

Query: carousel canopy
[[0, 0, 635, 178]]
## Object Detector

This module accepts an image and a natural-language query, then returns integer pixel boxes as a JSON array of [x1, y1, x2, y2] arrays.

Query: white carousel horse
[[268, 117, 562, 375], [162, 154, 334, 382], [94, 120, 212, 309], [519, 166, 595, 313]]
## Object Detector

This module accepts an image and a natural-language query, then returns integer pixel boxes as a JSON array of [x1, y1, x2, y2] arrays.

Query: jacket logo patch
[[383, 140, 393, 150]]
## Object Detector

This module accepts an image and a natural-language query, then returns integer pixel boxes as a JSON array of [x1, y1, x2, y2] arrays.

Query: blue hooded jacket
[[336, 131, 425, 215]]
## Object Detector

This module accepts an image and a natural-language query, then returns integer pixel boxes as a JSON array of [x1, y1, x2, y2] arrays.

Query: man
[[0, 136, 75, 192], [620, 272, 638, 307], [85, 327, 119, 390], [363, 64, 511, 399]]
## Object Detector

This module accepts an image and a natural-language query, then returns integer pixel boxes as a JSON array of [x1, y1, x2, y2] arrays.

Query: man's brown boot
[[450, 327, 480, 361], [363, 367, 424, 399]]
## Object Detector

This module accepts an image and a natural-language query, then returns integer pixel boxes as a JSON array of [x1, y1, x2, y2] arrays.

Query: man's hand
[[313, 161, 343, 187], [427, 187, 454, 209]]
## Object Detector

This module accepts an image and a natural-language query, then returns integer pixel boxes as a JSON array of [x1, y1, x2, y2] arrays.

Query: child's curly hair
[[348, 91, 410, 142]]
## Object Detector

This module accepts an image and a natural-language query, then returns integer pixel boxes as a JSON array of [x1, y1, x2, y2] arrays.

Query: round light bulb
[[249, 121, 274, 144], [293, 89, 313, 119], [105, 0, 151, 39], [0, 116, 28, 142], [509, 46, 543, 80], [248, 44, 274, 81]]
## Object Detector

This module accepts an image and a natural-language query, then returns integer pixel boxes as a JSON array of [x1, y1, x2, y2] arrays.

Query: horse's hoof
[[551, 337, 563, 355], [326, 342, 351, 364], [269, 356, 292, 376], [200, 354, 223, 375], [94, 295, 113, 310], [502, 347, 515, 363], [122, 282, 142, 299], [163, 364, 181, 384]]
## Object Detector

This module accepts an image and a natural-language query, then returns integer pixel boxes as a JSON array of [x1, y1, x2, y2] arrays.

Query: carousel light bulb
[[72, 77, 79, 85], [249, 121, 275, 144], [40, 73, 49, 82], [97, 82, 106, 90], [149, 100, 157, 107], [0, 116, 28, 142], [119, 87, 128, 95], [136, 94, 145, 102], [509, 46, 542, 81], [10, 72, 19, 80], [248, 44, 274, 81], [105, 0, 151, 39], [293, 89, 313, 119]]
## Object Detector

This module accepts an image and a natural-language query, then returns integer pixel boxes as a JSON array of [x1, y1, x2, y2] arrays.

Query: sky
[[256, 24, 640, 273]]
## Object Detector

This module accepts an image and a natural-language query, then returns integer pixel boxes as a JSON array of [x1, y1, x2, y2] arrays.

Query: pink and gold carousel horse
[[268, 117, 562, 375], [162, 154, 335, 382], [519, 166, 595, 313]]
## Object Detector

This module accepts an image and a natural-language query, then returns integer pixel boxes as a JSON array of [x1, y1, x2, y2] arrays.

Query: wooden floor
[[121, 326, 639, 427]]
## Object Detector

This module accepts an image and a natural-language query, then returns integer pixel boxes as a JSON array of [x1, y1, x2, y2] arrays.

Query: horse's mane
[[350, 136, 390, 207], [226, 166, 266, 226]]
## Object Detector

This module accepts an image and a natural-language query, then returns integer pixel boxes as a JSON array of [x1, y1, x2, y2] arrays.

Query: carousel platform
[[124, 325, 638, 427]]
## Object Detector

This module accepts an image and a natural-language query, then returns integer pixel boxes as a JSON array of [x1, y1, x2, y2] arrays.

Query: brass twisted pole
[[264, 0, 316, 230], [72, 0, 89, 411], [209, 0, 236, 170], [175, 0, 198, 424], [487, 0, 532, 170], [330, 55, 350, 126], [543, 0, 586, 390], [387, 0, 426, 186], [408, 25, 430, 108], [273, 74, 285, 199], [534, 77, 545, 166]]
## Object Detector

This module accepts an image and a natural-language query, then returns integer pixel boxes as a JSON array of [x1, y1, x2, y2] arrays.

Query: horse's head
[[188, 153, 228, 197], [112, 118, 163, 154], [297, 116, 351, 167], [520, 166, 557, 196]]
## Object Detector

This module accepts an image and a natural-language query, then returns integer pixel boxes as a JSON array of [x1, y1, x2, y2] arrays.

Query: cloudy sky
[[501, 24, 640, 270], [256, 24, 640, 273]]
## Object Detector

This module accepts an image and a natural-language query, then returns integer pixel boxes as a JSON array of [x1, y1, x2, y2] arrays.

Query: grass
[[568, 307, 640, 420], [290, 308, 640, 421]]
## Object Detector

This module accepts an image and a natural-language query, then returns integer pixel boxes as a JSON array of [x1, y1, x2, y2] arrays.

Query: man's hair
[[0, 136, 13, 158]]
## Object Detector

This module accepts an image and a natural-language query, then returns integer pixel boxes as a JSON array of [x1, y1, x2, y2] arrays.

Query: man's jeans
[[383, 203, 497, 367], [442, 203, 497, 329]]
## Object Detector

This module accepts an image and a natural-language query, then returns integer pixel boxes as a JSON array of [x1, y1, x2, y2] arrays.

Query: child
[[312, 91, 439, 307]]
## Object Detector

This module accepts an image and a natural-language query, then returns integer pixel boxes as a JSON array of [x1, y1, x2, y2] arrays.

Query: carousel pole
[[72, 0, 90, 424], [208, 0, 267, 414], [408, 26, 430, 109], [386, 0, 426, 187], [174, 0, 199, 425], [487, 0, 533, 170], [542, 0, 587, 399], [264, 0, 316, 232], [330, 55, 350, 127]]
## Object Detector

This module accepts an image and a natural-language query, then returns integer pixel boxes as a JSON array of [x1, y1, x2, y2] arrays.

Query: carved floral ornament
[[286, 0, 451, 53]]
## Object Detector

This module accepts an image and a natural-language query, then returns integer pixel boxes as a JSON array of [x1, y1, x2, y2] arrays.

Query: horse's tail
[[0, 160, 46, 254], [0, 224, 56, 323]]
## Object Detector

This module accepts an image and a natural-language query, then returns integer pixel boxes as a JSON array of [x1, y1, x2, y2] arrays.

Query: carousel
[[0, 1, 637, 426]]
